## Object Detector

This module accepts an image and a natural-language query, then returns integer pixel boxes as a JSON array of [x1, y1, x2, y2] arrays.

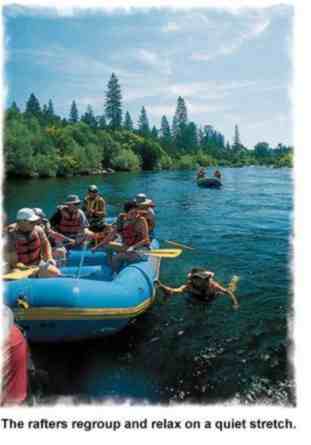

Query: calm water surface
[[4, 167, 294, 405]]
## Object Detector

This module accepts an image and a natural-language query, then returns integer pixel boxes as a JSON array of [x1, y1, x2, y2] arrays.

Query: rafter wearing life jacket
[[11, 227, 43, 266], [137, 209, 155, 233], [58, 207, 84, 237], [121, 216, 150, 248], [83, 194, 106, 217]]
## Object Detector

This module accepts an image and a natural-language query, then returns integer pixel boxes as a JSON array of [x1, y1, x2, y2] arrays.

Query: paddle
[[137, 248, 182, 258], [166, 240, 194, 250], [76, 241, 88, 280], [3, 266, 39, 280], [106, 242, 182, 258]]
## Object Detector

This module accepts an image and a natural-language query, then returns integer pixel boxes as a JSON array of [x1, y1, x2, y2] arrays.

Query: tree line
[[4, 73, 293, 178]]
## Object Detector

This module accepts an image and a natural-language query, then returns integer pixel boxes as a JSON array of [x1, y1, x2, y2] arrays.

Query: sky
[[3, 4, 293, 148]]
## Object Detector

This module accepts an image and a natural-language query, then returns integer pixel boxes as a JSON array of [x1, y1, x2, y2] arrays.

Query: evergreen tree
[[81, 105, 97, 129], [185, 122, 198, 148], [124, 111, 134, 131], [97, 114, 107, 130], [42, 104, 49, 123], [172, 96, 188, 149], [151, 126, 158, 139], [69, 100, 79, 123], [160, 115, 172, 149], [198, 127, 204, 146], [137, 106, 150, 137], [11, 101, 20, 113], [160, 115, 171, 138], [48, 99, 54, 117], [172, 115, 179, 140], [233, 124, 241, 147], [105, 73, 122, 130], [25, 93, 41, 118]]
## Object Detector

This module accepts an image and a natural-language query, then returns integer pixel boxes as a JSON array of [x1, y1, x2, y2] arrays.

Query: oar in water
[[165, 240, 194, 250]]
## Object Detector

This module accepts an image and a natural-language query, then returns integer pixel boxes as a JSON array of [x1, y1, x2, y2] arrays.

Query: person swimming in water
[[157, 268, 239, 309]]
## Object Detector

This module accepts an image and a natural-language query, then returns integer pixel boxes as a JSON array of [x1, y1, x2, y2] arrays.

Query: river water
[[4, 167, 294, 405]]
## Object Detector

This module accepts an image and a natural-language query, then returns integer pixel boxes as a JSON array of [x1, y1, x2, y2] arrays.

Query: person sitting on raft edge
[[50, 194, 94, 245], [214, 170, 221, 179], [82, 185, 106, 232], [4, 208, 61, 278], [93, 200, 150, 274], [157, 268, 239, 310], [197, 167, 205, 179], [134, 193, 156, 240]]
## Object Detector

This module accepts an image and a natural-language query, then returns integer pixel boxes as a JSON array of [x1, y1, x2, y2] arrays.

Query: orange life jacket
[[14, 228, 42, 265], [58, 208, 82, 236], [121, 218, 149, 248]]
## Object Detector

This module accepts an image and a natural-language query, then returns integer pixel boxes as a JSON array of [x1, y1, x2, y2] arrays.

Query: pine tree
[[81, 105, 97, 129], [11, 101, 20, 113], [151, 126, 158, 139], [25, 93, 41, 118], [97, 114, 107, 130], [172, 115, 179, 140], [105, 73, 122, 130], [124, 111, 134, 131], [160, 115, 171, 138], [174, 96, 188, 125], [172, 96, 188, 149], [137, 106, 150, 137], [48, 99, 54, 117], [198, 127, 204, 146], [69, 100, 79, 123], [233, 124, 241, 147], [186, 122, 198, 148]]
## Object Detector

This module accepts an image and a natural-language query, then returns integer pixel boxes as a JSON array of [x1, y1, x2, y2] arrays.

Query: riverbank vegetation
[[4, 73, 293, 178]]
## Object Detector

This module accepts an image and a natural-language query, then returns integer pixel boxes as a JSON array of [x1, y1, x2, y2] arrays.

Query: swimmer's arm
[[156, 281, 188, 295], [213, 281, 239, 309]]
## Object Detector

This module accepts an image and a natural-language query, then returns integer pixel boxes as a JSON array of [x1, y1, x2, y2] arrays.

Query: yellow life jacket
[[84, 194, 105, 214]]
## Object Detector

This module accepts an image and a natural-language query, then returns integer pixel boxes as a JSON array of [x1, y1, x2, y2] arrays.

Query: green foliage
[[33, 152, 59, 177], [111, 149, 141, 171], [4, 84, 293, 178], [176, 154, 196, 169]]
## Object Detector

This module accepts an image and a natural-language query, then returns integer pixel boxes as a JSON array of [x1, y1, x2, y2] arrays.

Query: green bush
[[111, 149, 141, 171]]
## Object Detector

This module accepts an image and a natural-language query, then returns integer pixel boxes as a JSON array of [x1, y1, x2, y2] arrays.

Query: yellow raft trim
[[14, 296, 156, 321]]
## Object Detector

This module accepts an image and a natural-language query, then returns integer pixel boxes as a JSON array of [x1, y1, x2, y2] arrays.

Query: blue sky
[[3, 4, 293, 148]]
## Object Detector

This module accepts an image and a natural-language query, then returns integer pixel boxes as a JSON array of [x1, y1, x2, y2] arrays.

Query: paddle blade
[[3, 267, 39, 280], [166, 240, 194, 250], [147, 248, 182, 258]]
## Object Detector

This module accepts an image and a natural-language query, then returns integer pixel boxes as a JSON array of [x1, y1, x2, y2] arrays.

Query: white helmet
[[16, 208, 40, 222]]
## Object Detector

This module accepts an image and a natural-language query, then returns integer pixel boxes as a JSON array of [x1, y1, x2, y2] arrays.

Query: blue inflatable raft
[[4, 246, 161, 342]]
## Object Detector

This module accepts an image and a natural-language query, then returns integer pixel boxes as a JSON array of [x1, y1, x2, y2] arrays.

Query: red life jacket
[[121, 218, 149, 248], [58, 208, 82, 236], [15, 229, 42, 265]]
